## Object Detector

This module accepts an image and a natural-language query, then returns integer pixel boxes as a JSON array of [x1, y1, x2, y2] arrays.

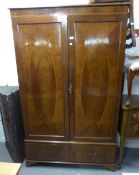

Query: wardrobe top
[[10, 2, 130, 11]]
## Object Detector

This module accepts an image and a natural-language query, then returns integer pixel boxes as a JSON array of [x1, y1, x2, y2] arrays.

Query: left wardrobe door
[[12, 16, 69, 141]]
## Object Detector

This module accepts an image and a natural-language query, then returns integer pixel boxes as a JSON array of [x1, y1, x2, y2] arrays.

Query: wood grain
[[68, 14, 127, 141], [12, 16, 69, 140]]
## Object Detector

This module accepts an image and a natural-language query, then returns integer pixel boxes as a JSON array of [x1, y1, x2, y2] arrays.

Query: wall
[[0, 0, 139, 145]]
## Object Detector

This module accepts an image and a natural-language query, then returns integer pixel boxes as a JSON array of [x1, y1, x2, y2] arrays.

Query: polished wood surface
[[11, 3, 128, 169], [26, 142, 69, 162], [119, 95, 139, 166], [12, 16, 69, 140], [25, 142, 116, 164], [68, 143, 116, 163], [68, 14, 127, 141], [0, 162, 21, 175]]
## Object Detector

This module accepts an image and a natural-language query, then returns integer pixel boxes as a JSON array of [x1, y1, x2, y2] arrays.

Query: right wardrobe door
[[68, 14, 127, 142]]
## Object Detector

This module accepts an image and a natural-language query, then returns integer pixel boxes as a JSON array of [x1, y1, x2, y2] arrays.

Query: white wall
[[134, 0, 139, 29], [0, 8, 18, 86]]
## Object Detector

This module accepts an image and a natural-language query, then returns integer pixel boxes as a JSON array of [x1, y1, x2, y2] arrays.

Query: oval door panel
[[81, 44, 109, 123]]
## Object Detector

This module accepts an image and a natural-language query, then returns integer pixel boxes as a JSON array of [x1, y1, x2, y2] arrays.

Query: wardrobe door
[[68, 14, 127, 142], [12, 16, 69, 141]]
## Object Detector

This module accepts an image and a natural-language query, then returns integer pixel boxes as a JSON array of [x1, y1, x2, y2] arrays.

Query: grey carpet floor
[[0, 142, 139, 175]]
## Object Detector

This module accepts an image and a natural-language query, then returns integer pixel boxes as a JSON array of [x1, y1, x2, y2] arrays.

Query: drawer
[[128, 110, 139, 124], [25, 142, 69, 162], [126, 124, 139, 137], [25, 142, 116, 164], [69, 144, 116, 164]]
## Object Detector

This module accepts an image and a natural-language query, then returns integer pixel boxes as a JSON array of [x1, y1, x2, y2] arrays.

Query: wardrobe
[[10, 1, 129, 170]]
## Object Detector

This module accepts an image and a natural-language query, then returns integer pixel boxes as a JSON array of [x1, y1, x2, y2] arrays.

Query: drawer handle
[[46, 151, 52, 155], [132, 113, 139, 119], [88, 152, 96, 156]]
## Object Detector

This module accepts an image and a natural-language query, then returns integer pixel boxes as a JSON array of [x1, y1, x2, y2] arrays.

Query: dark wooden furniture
[[10, 2, 129, 170], [119, 95, 139, 166], [0, 87, 25, 163]]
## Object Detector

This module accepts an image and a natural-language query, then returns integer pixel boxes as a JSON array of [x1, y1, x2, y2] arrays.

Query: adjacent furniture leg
[[103, 164, 117, 171], [119, 109, 128, 166], [126, 69, 134, 106], [26, 160, 37, 167]]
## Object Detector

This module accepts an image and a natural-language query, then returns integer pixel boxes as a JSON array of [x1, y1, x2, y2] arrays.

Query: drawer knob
[[132, 113, 137, 118], [88, 151, 96, 156], [46, 151, 52, 155]]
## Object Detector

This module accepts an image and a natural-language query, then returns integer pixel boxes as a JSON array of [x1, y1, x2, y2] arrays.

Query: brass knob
[[88, 152, 96, 156], [132, 113, 137, 118]]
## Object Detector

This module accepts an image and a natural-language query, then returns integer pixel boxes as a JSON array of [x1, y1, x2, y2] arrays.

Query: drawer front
[[70, 144, 116, 164], [25, 142, 69, 162], [126, 124, 139, 137], [25, 142, 116, 164], [128, 110, 139, 123]]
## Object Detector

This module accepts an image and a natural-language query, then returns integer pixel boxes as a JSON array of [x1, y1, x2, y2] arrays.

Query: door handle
[[68, 84, 73, 95]]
